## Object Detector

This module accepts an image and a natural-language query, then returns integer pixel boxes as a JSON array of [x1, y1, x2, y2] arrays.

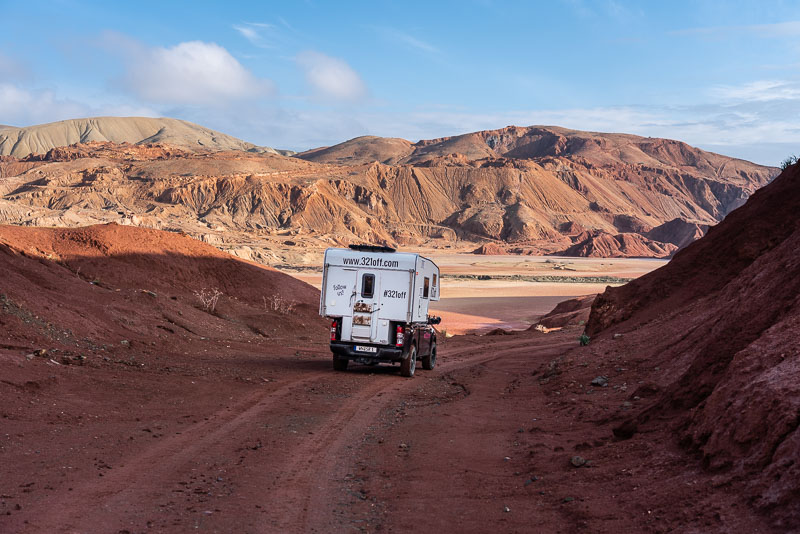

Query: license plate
[[354, 345, 377, 353]]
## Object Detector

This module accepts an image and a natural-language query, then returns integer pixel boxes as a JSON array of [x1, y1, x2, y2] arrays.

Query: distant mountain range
[[0, 118, 779, 262], [0, 117, 293, 158]]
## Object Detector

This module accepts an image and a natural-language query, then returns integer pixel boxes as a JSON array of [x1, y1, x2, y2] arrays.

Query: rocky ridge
[[0, 122, 779, 264]]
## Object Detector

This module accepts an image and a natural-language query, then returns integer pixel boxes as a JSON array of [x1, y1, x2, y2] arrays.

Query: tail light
[[330, 320, 338, 341], [396, 325, 405, 347]]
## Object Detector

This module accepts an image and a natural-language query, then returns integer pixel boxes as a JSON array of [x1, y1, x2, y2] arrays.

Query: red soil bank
[[587, 163, 800, 529], [0, 223, 325, 355]]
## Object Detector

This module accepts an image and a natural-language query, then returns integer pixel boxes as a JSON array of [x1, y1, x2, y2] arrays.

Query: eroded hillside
[[0, 124, 778, 264]]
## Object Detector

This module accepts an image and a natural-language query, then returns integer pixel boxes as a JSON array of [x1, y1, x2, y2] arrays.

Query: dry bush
[[263, 294, 297, 315], [194, 288, 222, 313]]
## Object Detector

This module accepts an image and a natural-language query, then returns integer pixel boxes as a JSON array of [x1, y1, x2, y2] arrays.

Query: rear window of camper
[[362, 273, 375, 298]]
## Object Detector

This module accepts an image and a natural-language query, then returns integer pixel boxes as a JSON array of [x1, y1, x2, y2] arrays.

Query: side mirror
[[427, 315, 441, 325]]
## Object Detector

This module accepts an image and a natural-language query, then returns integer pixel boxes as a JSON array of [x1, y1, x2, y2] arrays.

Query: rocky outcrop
[[472, 242, 506, 255], [558, 231, 677, 258], [534, 295, 595, 328], [645, 218, 710, 249]]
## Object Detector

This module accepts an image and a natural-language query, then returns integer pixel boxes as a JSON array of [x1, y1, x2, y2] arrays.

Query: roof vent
[[348, 244, 396, 253]]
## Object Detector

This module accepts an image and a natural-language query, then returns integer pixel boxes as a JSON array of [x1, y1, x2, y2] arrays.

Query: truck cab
[[320, 245, 441, 377]]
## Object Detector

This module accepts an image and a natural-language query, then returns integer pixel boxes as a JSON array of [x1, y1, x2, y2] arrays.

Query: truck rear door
[[351, 270, 380, 343], [323, 267, 357, 317]]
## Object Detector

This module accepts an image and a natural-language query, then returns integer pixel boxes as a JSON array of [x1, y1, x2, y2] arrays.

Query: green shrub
[[579, 333, 590, 346], [780, 154, 798, 170]]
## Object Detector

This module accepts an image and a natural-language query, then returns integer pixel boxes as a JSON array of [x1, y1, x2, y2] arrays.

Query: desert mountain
[[0, 122, 779, 264], [585, 162, 800, 529], [296, 136, 413, 165], [0, 117, 290, 158], [299, 124, 765, 171], [297, 125, 776, 253]]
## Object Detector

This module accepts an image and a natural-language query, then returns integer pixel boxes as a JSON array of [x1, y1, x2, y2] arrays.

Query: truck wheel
[[333, 353, 349, 371], [400, 345, 416, 377], [422, 342, 436, 370]]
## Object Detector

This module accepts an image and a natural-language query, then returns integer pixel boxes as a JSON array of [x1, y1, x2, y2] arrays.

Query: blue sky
[[1, 0, 799, 164]]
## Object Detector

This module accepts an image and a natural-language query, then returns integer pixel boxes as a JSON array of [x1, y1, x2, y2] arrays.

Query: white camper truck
[[320, 245, 441, 377]]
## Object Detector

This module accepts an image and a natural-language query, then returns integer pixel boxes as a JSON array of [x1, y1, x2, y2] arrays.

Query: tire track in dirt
[[258, 336, 569, 532], [23, 367, 337, 533], [329, 335, 577, 533], [24, 335, 563, 533]]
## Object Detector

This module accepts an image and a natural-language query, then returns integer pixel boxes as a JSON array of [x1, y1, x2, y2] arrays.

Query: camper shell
[[320, 245, 441, 377]]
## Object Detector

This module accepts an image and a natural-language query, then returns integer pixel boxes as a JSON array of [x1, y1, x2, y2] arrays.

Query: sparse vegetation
[[444, 273, 633, 284], [263, 294, 297, 315], [194, 287, 222, 313], [579, 333, 590, 346], [780, 154, 798, 170], [439, 328, 448, 343]]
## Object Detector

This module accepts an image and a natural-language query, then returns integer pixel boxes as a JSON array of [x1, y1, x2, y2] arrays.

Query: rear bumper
[[330, 341, 404, 362]]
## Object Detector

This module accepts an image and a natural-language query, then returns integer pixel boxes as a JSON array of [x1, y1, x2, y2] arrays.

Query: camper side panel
[[376, 270, 414, 323], [411, 257, 438, 322]]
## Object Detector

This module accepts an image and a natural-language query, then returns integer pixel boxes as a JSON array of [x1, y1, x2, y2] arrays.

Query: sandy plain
[[286, 253, 667, 334]]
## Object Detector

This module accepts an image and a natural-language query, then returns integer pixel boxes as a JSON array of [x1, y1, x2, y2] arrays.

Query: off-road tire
[[400, 345, 416, 377], [422, 342, 436, 370], [333, 353, 349, 371]]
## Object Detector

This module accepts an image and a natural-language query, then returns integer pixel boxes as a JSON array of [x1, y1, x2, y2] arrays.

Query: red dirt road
[[0, 223, 786, 533], [1, 333, 551, 533], [1, 327, 773, 534]]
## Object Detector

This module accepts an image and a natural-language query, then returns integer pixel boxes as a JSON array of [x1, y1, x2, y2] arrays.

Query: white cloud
[[0, 83, 157, 127], [0, 83, 89, 126], [123, 41, 274, 106], [673, 20, 800, 38], [710, 80, 800, 102], [233, 22, 277, 48], [224, 99, 798, 166], [3, 77, 794, 165], [0, 52, 31, 82], [393, 32, 439, 54], [234, 25, 261, 44], [747, 21, 800, 37], [559, 0, 594, 18], [374, 27, 440, 55], [295, 51, 367, 102]]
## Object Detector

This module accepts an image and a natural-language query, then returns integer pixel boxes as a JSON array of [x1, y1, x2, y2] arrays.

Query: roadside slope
[[0, 223, 324, 352], [586, 162, 800, 529]]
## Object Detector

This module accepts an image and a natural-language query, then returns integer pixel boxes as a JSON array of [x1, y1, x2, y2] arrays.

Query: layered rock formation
[[0, 122, 779, 262]]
